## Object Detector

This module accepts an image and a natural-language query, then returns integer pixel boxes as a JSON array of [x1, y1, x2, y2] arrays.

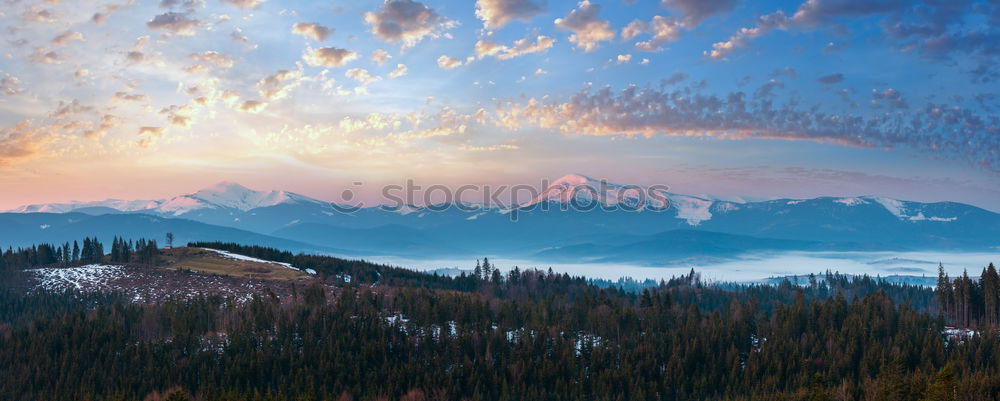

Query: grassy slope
[[158, 247, 311, 281]]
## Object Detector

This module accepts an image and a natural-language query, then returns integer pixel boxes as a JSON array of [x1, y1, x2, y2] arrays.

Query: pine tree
[[937, 264, 952, 320], [482, 258, 492, 280], [982, 263, 999, 327], [922, 364, 956, 401]]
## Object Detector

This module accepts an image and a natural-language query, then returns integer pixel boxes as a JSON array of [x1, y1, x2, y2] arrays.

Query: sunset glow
[[1, 0, 998, 210]]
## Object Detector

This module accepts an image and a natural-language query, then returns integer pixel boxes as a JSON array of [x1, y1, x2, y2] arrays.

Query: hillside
[[21, 246, 318, 303], [2, 239, 998, 401]]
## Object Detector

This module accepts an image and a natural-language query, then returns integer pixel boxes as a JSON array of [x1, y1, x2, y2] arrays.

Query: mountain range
[[4, 174, 999, 265]]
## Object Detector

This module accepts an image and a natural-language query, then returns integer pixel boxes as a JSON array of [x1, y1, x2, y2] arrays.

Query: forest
[[0, 239, 997, 401]]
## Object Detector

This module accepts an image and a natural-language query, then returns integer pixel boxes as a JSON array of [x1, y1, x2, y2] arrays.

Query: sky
[[0, 0, 998, 211]]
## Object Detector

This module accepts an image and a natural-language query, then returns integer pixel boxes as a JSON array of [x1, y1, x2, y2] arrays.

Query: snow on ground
[[943, 326, 977, 339], [201, 248, 300, 271], [27, 264, 315, 304], [29, 264, 127, 291]]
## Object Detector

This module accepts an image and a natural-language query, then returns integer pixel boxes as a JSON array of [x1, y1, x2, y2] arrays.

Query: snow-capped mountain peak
[[521, 173, 670, 210], [548, 173, 601, 188], [159, 182, 323, 215], [193, 182, 297, 211]]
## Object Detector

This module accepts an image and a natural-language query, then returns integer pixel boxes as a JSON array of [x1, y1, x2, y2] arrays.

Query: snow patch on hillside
[[908, 213, 958, 222], [872, 197, 956, 222], [714, 202, 740, 213], [201, 248, 300, 271], [29, 264, 127, 291], [835, 197, 869, 206], [671, 195, 713, 225], [871, 197, 905, 217]]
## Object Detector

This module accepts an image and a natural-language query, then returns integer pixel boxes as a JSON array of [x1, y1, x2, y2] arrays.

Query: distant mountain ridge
[[9, 181, 325, 216], [4, 175, 999, 264], [4, 176, 978, 225]]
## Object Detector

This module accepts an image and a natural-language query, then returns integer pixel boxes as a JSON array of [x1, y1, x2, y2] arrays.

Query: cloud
[[0, 121, 54, 166], [137, 126, 165, 148], [475, 0, 547, 29], [661, 0, 738, 26], [662, 72, 688, 84], [292, 22, 333, 42], [1, 75, 22, 95], [493, 84, 1000, 170], [238, 100, 268, 113], [792, 0, 905, 26], [555, 1, 615, 52], [616, 54, 632, 64], [364, 0, 456, 48], [147, 12, 203, 36], [474, 35, 555, 60], [91, 4, 123, 25], [705, 11, 789, 60], [817, 73, 844, 84], [53, 100, 93, 119], [621, 19, 646, 41], [371, 49, 391, 65], [23, 8, 56, 23], [137, 126, 164, 136], [346, 68, 380, 84], [460, 144, 520, 151], [870, 88, 907, 109], [705, 0, 989, 68], [389, 63, 408, 78], [113, 91, 149, 102], [190, 51, 235, 68], [52, 31, 84, 46], [159, 104, 194, 128], [634, 16, 683, 51], [822, 41, 847, 53], [158, 0, 204, 10], [221, 0, 267, 9], [230, 28, 257, 49], [437, 55, 464, 69], [126, 51, 146, 63], [83, 114, 122, 139], [769, 66, 798, 79], [30, 49, 63, 64], [257, 68, 303, 100], [304, 46, 359, 67], [754, 79, 784, 98]]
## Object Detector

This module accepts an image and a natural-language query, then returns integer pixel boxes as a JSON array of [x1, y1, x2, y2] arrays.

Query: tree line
[[0, 236, 160, 273], [0, 240, 996, 400], [937, 263, 1000, 327]]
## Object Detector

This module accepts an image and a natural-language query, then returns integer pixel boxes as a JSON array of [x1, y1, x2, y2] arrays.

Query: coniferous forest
[[1, 240, 998, 401]]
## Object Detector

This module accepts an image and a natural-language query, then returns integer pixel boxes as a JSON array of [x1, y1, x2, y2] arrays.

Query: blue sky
[[0, 0, 998, 210]]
